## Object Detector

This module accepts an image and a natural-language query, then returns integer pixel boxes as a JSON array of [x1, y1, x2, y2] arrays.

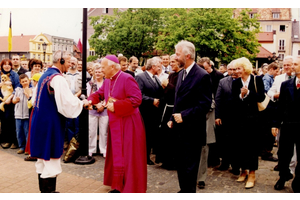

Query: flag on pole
[[8, 12, 12, 52], [77, 38, 82, 52]]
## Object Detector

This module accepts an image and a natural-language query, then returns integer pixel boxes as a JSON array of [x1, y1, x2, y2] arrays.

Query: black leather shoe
[[292, 178, 300, 193], [197, 181, 205, 189], [262, 156, 278, 162], [274, 174, 293, 190], [274, 165, 279, 171], [161, 163, 176, 170], [147, 160, 155, 165], [274, 178, 286, 190], [217, 164, 229, 171], [109, 189, 120, 193], [230, 168, 240, 176], [287, 173, 294, 181]]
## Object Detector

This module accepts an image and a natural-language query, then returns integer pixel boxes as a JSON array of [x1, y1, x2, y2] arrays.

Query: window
[[266, 25, 272, 32], [279, 39, 285, 51], [279, 25, 285, 32], [273, 13, 280, 19], [298, 50, 300, 55], [249, 13, 254, 19], [89, 50, 95, 56], [48, 55, 50, 61], [33, 54, 35, 58], [38, 44, 41, 50], [38, 54, 40, 59], [103, 8, 108, 13], [278, 54, 284, 61]]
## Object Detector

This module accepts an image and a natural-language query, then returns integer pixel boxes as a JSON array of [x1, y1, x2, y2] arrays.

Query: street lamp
[[42, 42, 47, 63]]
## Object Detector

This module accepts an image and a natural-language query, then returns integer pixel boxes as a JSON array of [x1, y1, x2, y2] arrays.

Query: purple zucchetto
[[105, 55, 119, 64]]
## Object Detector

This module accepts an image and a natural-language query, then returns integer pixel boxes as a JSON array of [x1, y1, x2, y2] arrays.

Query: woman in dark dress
[[232, 57, 265, 189], [0, 58, 21, 149]]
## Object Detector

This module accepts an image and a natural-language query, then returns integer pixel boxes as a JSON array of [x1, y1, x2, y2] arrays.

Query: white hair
[[146, 57, 161, 70], [284, 55, 294, 62], [93, 63, 101, 70], [175, 40, 195, 60], [228, 59, 236, 69], [170, 54, 176, 60], [107, 59, 120, 70], [53, 50, 72, 64]]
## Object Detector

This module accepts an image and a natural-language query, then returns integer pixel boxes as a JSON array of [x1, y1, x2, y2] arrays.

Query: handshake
[[82, 99, 114, 113]]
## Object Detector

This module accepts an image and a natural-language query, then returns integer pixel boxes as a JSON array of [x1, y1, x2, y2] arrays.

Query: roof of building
[[0, 35, 35, 52], [292, 20, 300, 43], [256, 46, 273, 58], [73, 44, 81, 53], [258, 32, 273, 42]]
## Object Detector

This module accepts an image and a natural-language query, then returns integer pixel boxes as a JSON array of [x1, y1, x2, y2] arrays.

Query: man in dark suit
[[135, 57, 164, 165], [215, 59, 240, 174], [11, 54, 28, 75], [272, 56, 300, 192], [167, 40, 212, 193]]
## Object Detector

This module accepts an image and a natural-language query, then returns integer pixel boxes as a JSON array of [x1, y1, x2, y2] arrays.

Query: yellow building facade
[[29, 33, 53, 63]]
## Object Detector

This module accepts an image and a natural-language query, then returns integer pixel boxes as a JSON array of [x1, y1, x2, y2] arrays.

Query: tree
[[156, 8, 261, 64], [89, 8, 164, 60]]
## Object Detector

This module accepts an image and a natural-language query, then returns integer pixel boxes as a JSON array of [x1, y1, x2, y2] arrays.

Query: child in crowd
[[24, 73, 41, 161], [12, 74, 32, 154]]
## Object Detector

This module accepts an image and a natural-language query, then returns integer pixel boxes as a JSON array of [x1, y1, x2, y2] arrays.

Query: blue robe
[[30, 68, 66, 160]]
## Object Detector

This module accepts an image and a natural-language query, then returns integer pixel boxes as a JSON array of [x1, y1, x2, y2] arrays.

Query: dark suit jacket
[[124, 70, 135, 78], [17, 66, 28, 76], [171, 63, 212, 146], [232, 74, 265, 124], [210, 68, 224, 96], [135, 71, 164, 126], [215, 76, 234, 122], [274, 77, 300, 127]]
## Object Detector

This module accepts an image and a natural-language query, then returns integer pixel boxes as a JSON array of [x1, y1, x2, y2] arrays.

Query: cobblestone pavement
[[0, 146, 295, 193]]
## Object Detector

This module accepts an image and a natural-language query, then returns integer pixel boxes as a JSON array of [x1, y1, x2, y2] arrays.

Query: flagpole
[[8, 12, 12, 59]]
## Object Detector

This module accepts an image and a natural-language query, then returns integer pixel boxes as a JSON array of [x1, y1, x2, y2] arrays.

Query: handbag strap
[[254, 75, 258, 94]]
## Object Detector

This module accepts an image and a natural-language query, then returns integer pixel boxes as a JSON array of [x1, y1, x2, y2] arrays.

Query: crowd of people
[[0, 40, 299, 193]]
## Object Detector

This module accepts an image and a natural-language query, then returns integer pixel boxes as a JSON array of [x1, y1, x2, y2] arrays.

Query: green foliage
[[87, 55, 98, 62], [156, 8, 261, 64], [89, 8, 164, 59], [89, 8, 261, 64]]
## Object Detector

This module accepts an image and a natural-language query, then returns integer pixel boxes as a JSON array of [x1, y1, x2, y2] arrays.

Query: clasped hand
[[240, 86, 248, 98], [83, 99, 115, 112], [271, 128, 278, 137]]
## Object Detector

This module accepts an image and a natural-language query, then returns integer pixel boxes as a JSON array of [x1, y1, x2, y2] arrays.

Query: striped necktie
[[182, 70, 187, 81]]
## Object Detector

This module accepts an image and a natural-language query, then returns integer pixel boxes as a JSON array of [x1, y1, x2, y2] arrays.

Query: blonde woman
[[232, 57, 265, 189]]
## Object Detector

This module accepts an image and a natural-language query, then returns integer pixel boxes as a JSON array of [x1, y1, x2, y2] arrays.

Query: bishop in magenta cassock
[[85, 55, 147, 193]]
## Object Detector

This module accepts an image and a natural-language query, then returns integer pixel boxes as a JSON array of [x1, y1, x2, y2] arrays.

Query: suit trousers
[[176, 140, 202, 193], [278, 124, 300, 179], [197, 145, 208, 182], [276, 129, 297, 174]]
